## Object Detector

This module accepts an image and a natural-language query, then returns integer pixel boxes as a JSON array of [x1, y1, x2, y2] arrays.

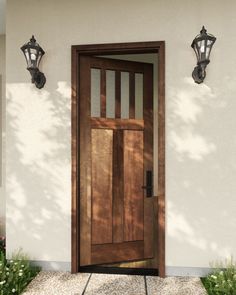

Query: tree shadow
[[166, 76, 236, 267], [6, 81, 71, 263]]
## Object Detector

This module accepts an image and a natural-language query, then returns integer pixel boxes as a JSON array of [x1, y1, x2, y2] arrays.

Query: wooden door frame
[[71, 41, 165, 277]]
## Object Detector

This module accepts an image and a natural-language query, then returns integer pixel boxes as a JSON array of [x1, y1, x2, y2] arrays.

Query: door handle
[[142, 170, 153, 198]]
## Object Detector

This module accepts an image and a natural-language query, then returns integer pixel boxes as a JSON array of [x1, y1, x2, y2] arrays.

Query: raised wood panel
[[123, 130, 144, 242], [91, 241, 144, 265], [91, 129, 113, 245], [91, 118, 144, 130]]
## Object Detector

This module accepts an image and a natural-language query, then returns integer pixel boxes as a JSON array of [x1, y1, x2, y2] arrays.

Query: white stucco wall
[[0, 34, 5, 236], [5, 0, 236, 271]]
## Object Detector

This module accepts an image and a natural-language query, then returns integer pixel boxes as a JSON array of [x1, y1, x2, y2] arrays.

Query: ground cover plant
[[0, 237, 5, 253], [202, 258, 236, 295], [0, 249, 40, 295]]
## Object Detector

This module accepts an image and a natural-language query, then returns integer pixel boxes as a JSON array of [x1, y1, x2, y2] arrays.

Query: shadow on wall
[[167, 76, 236, 266], [6, 81, 71, 262], [6, 76, 236, 267], [0, 73, 5, 237]]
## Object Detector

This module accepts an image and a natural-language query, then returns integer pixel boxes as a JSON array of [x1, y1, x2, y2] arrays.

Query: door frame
[[71, 41, 165, 277]]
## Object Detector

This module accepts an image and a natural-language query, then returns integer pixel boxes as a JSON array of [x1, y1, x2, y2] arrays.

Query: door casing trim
[[71, 41, 165, 277]]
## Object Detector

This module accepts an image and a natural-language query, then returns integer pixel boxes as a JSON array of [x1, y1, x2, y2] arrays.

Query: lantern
[[21, 36, 46, 89], [191, 26, 216, 84]]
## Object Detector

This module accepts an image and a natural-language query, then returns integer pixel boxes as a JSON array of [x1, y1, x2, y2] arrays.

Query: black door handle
[[142, 170, 153, 198]]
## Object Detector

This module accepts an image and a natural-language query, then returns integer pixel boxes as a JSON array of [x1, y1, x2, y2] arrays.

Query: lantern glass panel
[[38, 51, 42, 67], [194, 42, 200, 61], [206, 47, 210, 59], [30, 48, 37, 60], [23, 49, 31, 68], [29, 48, 38, 68], [207, 40, 212, 46], [200, 40, 205, 53]]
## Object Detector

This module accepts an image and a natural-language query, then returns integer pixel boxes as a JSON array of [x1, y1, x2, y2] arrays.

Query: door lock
[[142, 170, 153, 198]]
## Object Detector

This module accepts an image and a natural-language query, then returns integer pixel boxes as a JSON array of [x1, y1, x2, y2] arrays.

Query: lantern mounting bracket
[[192, 60, 210, 84], [28, 68, 46, 89]]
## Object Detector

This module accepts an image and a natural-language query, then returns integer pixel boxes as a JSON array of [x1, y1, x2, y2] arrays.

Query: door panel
[[79, 56, 153, 266], [91, 129, 113, 245], [123, 130, 144, 242], [91, 241, 144, 265]]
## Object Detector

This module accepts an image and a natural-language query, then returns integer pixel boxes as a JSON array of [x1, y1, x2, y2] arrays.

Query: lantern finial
[[30, 35, 36, 43], [200, 26, 207, 35]]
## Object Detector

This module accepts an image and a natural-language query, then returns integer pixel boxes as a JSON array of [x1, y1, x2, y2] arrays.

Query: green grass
[[0, 250, 41, 295], [201, 258, 236, 295]]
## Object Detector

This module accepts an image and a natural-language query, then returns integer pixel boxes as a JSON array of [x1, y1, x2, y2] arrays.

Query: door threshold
[[79, 265, 159, 276]]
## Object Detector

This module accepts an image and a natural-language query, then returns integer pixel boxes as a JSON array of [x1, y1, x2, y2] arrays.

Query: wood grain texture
[[91, 129, 113, 245], [72, 41, 165, 276], [143, 63, 154, 259], [157, 43, 166, 278], [91, 241, 144, 265], [123, 130, 144, 242], [88, 56, 150, 73], [91, 118, 144, 130], [79, 56, 92, 266], [112, 130, 124, 243], [72, 41, 164, 56], [71, 46, 79, 273]]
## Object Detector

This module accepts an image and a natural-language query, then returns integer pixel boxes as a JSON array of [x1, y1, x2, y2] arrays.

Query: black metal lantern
[[21, 36, 46, 89], [191, 26, 216, 84]]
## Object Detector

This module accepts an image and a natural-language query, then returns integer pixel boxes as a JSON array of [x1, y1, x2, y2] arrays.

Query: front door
[[79, 56, 154, 266]]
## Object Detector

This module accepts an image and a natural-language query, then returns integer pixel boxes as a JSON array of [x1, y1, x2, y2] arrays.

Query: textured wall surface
[[5, 0, 236, 269], [0, 34, 5, 236]]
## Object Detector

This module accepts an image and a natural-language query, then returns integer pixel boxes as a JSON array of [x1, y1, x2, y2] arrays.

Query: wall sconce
[[21, 36, 46, 89], [191, 26, 216, 84]]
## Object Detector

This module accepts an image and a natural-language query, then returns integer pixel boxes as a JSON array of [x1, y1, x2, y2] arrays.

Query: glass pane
[[106, 70, 115, 118], [91, 68, 101, 117], [198, 40, 204, 53], [135, 73, 143, 119], [121, 72, 129, 119], [37, 51, 42, 67], [206, 47, 210, 59], [30, 48, 37, 60], [24, 49, 30, 67]]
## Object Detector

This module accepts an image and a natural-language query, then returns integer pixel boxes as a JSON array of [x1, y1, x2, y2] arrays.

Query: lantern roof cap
[[21, 35, 45, 55], [191, 26, 216, 48]]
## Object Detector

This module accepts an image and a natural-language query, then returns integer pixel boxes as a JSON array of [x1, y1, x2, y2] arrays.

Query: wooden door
[[79, 56, 154, 266]]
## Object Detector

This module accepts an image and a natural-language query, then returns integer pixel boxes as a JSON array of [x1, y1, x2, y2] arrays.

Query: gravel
[[22, 271, 207, 295]]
